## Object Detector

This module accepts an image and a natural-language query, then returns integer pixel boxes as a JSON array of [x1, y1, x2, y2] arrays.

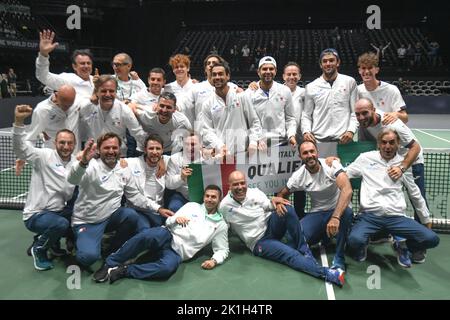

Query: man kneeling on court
[[344, 129, 439, 265], [68, 133, 160, 268], [220, 171, 345, 287], [93, 185, 229, 284], [277, 140, 353, 270]]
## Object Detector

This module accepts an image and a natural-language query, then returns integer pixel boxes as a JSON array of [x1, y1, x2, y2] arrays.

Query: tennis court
[[0, 115, 449, 300]]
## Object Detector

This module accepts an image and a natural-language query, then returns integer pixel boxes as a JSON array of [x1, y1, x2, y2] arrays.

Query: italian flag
[[187, 162, 236, 203]]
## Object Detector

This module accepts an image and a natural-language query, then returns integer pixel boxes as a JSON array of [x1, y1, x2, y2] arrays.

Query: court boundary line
[[415, 129, 450, 144], [319, 245, 335, 300]]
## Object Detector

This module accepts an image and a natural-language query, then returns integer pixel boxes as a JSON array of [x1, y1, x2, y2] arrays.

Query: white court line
[[415, 129, 450, 144], [319, 245, 335, 300], [1, 167, 13, 173]]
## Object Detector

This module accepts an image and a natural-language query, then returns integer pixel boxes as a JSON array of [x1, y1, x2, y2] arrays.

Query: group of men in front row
[[13, 29, 440, 287]]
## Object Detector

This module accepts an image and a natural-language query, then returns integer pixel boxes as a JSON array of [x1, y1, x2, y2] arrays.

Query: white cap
[[258, 56, 277, 69]]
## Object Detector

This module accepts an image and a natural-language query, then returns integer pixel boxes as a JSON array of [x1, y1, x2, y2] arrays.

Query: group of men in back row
[[13, 29, 439, 286]]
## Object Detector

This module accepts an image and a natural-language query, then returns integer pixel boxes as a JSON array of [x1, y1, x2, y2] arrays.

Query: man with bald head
[[355, 97, 429, 264], [220, 170, 346, 287], [15, 84, 83, 175]]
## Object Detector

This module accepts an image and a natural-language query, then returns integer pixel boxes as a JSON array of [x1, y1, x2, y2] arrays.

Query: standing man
[[164, 54, 195, 101], [246, 56, 297, 148], [122, 134, 174, 228], [111, 53, 146, 104], [345, 129, 439, 267], [200, 62, 263, 156], [357, 52, 408, 124], [93, 185, 229, 284], [277, 141, 353, 270], [13, 105, 77, 271], [220, 171, 346, 287], [354, 98, 428, 262], [68, 133, 157, 268], [282, 61, 306, 218], [302, 48, 358, 144]]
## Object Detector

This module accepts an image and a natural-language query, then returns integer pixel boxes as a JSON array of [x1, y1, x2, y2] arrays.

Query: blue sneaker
[[354, 245, 367, 262], [325, 268, 345, 288], [31, 246, 54, 271], [392, 240, 411, 268], [331, 256, 346, 270]]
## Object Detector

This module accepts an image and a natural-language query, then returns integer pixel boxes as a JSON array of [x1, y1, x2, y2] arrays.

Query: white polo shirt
[[345, 151, 430, 224]]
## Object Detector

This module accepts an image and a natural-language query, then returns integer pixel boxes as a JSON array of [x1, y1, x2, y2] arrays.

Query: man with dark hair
[[36, 30, 94, 99], [220, 170, 345, 287], [345, 129, 439, 267], [68, 132, 160, 268], [93, 185, 229, 284], [13, 105, 77, 271], [79, 75, 147, 156], [302, 48, 358, 144], [134, 91, 192, 154], [277, 141, 353, 270]]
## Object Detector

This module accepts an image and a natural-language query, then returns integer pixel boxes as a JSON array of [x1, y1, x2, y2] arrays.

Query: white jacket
[[68, 159, 158, 225], [220, 188, 274, 251], [166, 202, 229, 263], [200, 89, 262, 153], [345, 151, 430, 224]]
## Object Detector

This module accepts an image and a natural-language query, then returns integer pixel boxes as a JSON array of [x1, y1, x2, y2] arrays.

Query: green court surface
[[0, 209, 449, 300]]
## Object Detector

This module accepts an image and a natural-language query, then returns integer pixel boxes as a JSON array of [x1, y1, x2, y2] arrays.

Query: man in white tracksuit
[[92, 185, 229, 284], [36, 29, 94, 99], [78, 75, 147, 156], [246, 56, 297, 147], [302, 48, 358, 144], [13, 105, 77, 271], [220, 171, 346, 287], [68, 133, 157, 267], [345, 128, 439, 268], [134, 91, 192, 154], [200, 61, 263, 156]]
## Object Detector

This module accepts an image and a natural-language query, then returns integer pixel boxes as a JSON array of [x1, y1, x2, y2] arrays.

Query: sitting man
[[345, 128, 439, 267], [12, 105, 77, 270], [220, 170, 345, 287], [93, 185, 229, 284], [277, 141, 353, 270]]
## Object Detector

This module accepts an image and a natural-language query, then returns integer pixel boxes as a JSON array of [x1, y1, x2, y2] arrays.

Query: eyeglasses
[[112, 62, 129, 67]]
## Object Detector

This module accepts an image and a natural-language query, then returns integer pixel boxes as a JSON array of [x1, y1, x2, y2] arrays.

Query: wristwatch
[[399, 165, 406, 173]]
